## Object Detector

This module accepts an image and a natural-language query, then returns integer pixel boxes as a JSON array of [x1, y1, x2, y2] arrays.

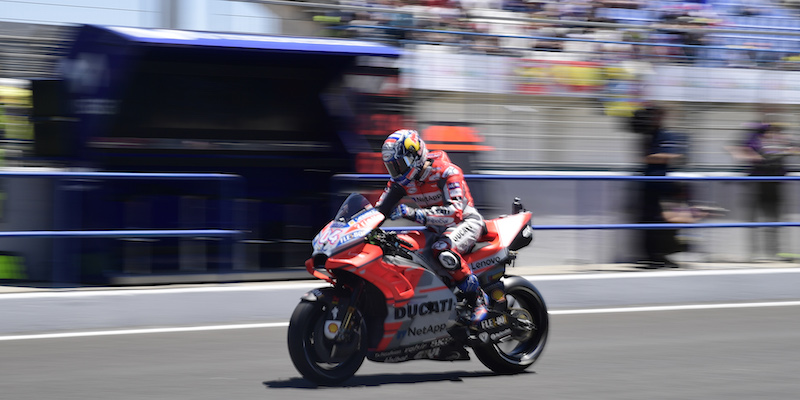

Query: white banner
[[407, 50, 512, 94], [643, 65, 800, 104], [406, 50, 800, 104]]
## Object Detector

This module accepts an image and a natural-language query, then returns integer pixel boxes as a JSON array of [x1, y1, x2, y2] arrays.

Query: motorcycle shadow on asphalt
[[263, 370, 535, 388]]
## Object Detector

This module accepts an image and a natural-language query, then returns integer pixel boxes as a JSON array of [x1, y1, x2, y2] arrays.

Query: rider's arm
[[375, 181, 406, 217]]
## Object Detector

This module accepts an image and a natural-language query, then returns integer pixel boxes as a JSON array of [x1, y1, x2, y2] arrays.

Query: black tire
[[287, 301, 368, 386], [473, 283, 549, 374]]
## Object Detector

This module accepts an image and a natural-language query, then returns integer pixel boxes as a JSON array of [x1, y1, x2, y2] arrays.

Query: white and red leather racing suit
[[376, 150, 484, 283]]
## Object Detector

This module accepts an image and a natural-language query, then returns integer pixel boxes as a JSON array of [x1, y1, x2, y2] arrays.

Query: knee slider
[[437, 249, 461, 271]]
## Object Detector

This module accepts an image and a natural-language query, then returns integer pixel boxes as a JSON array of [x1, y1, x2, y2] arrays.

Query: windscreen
[[333, 193, 373, 223]]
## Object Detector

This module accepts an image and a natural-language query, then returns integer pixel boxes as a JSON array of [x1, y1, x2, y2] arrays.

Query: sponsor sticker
[[394, 299, 454, 319], [480, 314, 509, 331]]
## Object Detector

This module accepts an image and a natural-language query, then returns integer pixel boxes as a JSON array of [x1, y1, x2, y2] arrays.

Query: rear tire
[[473, 283, 548, 374], [287, 301, 367, 385]]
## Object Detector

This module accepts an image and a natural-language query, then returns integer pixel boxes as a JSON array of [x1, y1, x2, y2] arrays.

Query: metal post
[[50, 177, 66, 283], [217, 176, 242, 272]]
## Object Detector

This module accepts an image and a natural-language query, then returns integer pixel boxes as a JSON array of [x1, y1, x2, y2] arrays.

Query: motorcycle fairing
[[395, 230, 426, 252], [329, 242, 416, 302], [369, 258, 458, 351], [314, 228, 456, 353], [368, 335, 461, 363], [304, 241, 384, 284], [311, 207, 384, 257]]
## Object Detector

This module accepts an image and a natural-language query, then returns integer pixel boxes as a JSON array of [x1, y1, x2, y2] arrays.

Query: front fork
[[329, 281, 365, 358]]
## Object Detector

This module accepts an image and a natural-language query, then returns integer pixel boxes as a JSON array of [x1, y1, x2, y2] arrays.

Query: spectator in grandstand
[[369, 0, 412, 41], [0, 93, 6, 140], [502, 0, 531, 13], [676, 17, 710, 64], [650, 12, 712, 64], [598, 0, 644, 9], [560, 0, 594, 23], [528, 10, 567, 52], [726, 121, 800, 261]]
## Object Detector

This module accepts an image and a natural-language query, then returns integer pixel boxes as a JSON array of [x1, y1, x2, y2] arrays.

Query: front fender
[[300, 286, 352, 307], [297, 286, 360, 344]]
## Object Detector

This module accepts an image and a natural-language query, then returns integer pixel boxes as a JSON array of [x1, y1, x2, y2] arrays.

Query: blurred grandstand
[[1, 1, 799, 281], [2, 0, 800, 174]]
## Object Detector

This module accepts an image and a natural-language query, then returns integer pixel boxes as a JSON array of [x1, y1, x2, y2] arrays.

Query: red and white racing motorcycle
[[287, 193, 548, 385]]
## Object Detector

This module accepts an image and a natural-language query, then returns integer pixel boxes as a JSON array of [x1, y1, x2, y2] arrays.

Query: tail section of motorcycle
[[466, 198, 548, 374]]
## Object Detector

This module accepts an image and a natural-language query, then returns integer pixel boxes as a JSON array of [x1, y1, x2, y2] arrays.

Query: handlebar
[[396, 236, 413, 248], [365, 228, 413, 258]]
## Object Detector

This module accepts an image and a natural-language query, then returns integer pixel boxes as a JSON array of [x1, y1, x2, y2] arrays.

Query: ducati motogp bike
[[287, 193, 548, 385]]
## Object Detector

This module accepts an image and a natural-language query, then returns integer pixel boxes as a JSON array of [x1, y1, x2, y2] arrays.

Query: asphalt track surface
[[2, 302, 800, 400], [3, 264, 800, 335], [2, 264, 800, 399]]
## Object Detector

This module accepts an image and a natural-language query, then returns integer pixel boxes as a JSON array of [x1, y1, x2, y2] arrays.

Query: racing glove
[[390, 204, 418, 221]]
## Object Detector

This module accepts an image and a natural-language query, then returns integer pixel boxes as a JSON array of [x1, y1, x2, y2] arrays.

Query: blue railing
[[332, 173, 800, 230], [0, 171, 244, 283]]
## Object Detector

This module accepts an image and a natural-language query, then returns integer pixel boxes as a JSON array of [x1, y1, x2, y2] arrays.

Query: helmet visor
[[384, 156, 413, 179]]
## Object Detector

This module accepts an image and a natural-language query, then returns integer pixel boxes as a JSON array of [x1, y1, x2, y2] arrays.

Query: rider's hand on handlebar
[[390, 204, 416, 221]]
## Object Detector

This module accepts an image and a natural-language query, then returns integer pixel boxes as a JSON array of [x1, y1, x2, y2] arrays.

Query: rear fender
[[500, 275, 544, 300]]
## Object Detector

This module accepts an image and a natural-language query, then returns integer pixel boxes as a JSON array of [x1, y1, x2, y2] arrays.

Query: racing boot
[[456, 274, 489, 326]]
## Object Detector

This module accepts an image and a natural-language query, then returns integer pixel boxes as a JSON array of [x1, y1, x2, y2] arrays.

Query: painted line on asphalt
[[549, 300, 800, 315], [3, 268, 799, 300], [2, 300, 800, 341], [0, 282, 323, 299], [523, 267, 800, 281], [0, 322, 289, 341]]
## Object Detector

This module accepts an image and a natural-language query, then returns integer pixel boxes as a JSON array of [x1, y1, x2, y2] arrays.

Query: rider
[[375, 129, 489, 325]]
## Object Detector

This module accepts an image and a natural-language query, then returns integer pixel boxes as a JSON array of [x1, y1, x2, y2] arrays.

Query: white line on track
[[4, 268, 799, 300], [549, 300, 800, 315], [523, 267, 800, 281], [1, 300, 799, 342], [0, 282, 323, 299], [0, 322, 289, 341]]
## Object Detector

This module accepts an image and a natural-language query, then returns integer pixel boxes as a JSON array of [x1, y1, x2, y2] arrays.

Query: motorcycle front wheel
[[473, 283, 549, 374], [287, 300, 368, 386]]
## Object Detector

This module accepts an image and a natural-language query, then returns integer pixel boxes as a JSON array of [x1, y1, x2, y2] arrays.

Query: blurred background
[[0, 0, 799, 285]]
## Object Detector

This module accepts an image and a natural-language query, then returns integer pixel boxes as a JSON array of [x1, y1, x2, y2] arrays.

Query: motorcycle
[[287, 193, 548, 385]]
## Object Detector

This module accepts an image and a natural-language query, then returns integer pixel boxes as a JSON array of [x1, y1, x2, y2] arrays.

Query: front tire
[[287, 301, 368, 385], [473, 283, 549, 374]]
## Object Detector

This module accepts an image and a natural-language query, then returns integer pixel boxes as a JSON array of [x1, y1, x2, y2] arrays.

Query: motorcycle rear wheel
[[287, 301, 368, 386], [473, 284, 549, 374]]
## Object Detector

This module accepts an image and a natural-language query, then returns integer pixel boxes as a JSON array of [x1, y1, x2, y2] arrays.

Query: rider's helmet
[[381, 129, 428, 186]]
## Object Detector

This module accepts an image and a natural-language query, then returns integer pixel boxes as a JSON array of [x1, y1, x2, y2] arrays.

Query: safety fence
[[333, 173, 800, 264], [0, 171, 244, 284], [333, 173, 800, 228]]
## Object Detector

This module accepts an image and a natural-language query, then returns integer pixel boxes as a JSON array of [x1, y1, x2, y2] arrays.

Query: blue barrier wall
[[0, 171, 243, 284], [333, 174, 800, 266]]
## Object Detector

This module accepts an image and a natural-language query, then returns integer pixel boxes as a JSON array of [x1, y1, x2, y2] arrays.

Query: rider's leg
[[433, 234, 488, 325]]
